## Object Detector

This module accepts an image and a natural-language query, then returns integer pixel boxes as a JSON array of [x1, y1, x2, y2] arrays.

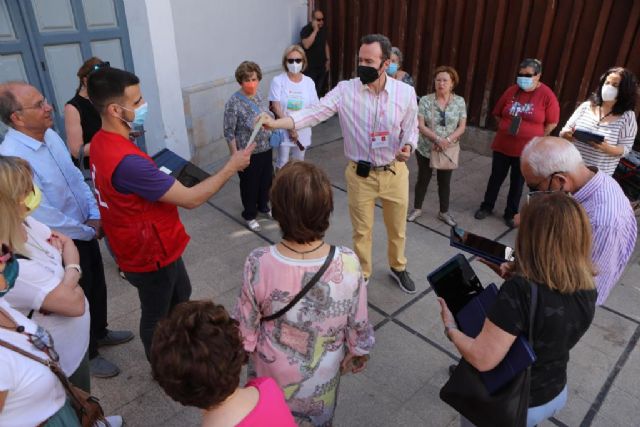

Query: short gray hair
[[0, 82, 25, 126], [519, 58, 542, 74], [391, 47, 403, 65], [521, 137, 583, 177]]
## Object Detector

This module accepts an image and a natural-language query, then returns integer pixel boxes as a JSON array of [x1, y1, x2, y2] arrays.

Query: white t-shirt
[[269, 72, 319, 147], [0, 298, 67, 426], [5, 216, 90, 375]]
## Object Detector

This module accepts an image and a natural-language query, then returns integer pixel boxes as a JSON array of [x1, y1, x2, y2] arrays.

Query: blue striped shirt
[[573, 169, 637, 305]]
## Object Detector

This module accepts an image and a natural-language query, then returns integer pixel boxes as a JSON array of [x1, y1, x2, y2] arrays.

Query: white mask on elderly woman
[[287, 62, 303, 74]]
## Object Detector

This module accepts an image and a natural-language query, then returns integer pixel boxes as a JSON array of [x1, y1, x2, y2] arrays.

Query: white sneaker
[[258, 209, 272, 219], [246, 219, 261, 231], [438, 211, 457, 226], [407, 208, 422, 222], [95, 415, 123, 427]]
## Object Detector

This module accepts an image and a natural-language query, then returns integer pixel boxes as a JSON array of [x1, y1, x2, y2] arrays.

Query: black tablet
[[573, 128, 605, 144], [450, 227, 515, 265], [427, 254, 483, 316]]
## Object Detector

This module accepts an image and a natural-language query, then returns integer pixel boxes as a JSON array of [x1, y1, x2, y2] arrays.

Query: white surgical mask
[[601, 84, 618, 102], [287, 62, 303, 74]]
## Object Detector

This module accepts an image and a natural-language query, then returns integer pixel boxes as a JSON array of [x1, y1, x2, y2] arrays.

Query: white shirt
[[269, 73, 319, 147], [5, 216, 90, 375], [0, 299, 67, 427]]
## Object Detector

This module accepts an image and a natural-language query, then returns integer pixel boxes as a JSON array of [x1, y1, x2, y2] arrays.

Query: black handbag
[[261, 245, 335, 323], [439, 282, 538, 427]]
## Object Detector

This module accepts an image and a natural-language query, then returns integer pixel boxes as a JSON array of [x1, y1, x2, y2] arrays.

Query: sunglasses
[[91, 61, 110, 73], [0, 244, 12, 264], [517, 73, 536, 78], [27, 326, 59, 362], [315, 18, 324, 22], [287, 58, 303, 64]]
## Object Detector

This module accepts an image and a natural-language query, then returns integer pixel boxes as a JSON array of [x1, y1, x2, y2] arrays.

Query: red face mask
[[242, 81, 259, 95]]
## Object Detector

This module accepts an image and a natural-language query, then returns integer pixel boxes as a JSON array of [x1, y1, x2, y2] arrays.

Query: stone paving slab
[[91, 116, 640, 426]]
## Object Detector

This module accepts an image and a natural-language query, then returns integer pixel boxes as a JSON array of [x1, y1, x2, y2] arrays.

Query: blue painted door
[[0, 0, 134, 136]]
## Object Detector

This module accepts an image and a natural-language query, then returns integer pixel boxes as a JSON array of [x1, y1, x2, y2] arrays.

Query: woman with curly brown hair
[[150, 300, 295, 427]]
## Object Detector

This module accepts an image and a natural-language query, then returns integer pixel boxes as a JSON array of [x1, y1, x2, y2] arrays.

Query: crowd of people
[[0, 7, 638, 427]]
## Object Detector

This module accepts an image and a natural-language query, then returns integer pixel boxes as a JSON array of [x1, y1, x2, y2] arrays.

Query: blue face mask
[[386, 63, 399, 76], [120, 102, 148, 127], [0, 248, 18, 297], [516, 76, 534, 90]]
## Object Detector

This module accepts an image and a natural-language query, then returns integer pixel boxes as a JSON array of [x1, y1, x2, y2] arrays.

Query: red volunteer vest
[[89, 129, 190, 273]]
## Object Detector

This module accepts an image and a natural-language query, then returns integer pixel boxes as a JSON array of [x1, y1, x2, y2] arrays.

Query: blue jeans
[[460, 385, 568, 427], [527, 385, 567, 427]]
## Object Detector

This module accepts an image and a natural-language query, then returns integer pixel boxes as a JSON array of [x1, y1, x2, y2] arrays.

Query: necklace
[[599, 105, 613, 122], [280, 240, 325, 255]]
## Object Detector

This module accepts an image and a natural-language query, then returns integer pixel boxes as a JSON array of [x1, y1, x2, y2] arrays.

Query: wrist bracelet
[[65, 264, 82, 277]]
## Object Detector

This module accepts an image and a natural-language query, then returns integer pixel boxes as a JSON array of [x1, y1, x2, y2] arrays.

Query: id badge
[[509, 116, 522, 136], [370, 131, 390, 149]]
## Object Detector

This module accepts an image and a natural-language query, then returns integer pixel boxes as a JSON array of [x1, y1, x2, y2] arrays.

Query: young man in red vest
[[87, 67, 254, 359]]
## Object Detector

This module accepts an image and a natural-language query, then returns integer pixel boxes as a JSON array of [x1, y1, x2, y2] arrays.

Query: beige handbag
[[429, 99, 460, 170]]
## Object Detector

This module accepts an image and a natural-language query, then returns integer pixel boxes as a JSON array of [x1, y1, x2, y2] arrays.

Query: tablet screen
[[452, 227, 515, 263], [428, 254, 483, 315]]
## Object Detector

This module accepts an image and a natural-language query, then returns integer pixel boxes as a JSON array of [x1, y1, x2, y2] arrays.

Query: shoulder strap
[[262, 245, 336, 323], [234, 91, 262, 115], [0, 337, 93, 414], [528, 282, 538, 345], [0, 337, 50, 366]]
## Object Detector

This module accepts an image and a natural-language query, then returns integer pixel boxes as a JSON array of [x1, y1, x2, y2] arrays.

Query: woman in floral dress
[[234, 161, 374, 426]]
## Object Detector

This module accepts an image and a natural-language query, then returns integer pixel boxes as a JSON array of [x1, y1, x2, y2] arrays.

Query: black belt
[[351, 160, 397, 174]]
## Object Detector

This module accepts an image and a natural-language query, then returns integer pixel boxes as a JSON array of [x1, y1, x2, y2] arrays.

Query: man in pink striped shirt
[[262, 34, 419, 293]]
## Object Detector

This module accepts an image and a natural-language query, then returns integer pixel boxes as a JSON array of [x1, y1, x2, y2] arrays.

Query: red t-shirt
[[491, 83, 560, 157]]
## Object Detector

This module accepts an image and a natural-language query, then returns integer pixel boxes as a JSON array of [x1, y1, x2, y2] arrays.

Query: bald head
[[0, 81, 53, 141], [0, 81, 30, 125]]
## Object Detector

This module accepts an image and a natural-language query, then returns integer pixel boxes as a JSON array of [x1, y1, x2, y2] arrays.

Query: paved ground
[[92, 117, 640, 426]]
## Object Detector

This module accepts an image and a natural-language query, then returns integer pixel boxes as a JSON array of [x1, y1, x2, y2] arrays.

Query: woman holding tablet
[[439, 192, 597, 426]]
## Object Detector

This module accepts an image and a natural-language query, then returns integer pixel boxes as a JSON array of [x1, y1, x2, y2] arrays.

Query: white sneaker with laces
[[407, 208, 422, 222], [438, 211, 457, 227], [246, 219, 261, 231]]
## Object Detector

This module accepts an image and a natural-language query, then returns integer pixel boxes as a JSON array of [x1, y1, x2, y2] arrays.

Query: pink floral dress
[[234, 245, 374, 426]]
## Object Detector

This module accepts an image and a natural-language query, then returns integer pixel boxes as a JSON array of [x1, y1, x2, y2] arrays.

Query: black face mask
[[357, 64, 382, 85]]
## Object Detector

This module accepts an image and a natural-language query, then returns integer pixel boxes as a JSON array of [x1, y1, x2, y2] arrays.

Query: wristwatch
[[444, 323, 458, 341], [65, 264, 82, 277]]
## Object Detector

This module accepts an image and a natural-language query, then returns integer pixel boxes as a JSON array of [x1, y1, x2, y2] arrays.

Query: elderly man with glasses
[[487, 136, 636, 306], [0, 81, 133, 379]]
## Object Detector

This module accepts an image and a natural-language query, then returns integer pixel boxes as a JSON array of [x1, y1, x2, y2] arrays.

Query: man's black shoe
[[474, 208, 491, 220], [390, 268, 417, 294]]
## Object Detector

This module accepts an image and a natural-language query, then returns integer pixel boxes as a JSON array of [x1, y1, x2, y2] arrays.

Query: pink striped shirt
[[290, 77, 419, 166]]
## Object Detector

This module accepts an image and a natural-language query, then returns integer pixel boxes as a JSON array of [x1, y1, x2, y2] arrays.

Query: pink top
[[289, 77, 419, 166], [236, 377, 296, 427]]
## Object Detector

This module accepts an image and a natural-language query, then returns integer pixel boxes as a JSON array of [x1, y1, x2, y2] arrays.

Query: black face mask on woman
[[357, 63, 383, 85]]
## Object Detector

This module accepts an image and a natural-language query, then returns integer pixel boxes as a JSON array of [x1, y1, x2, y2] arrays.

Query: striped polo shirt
[[562, 101, 637, 176], [573, 169, 637, 305]]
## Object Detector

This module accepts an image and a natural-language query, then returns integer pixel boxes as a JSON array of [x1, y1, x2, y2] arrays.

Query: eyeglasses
[[91, 61, 110, 73], [287, 58, 303, 64], [27, 325, 59, 362], [438, 110, 446, 127], [17, 97, 50, 111], [517, 73, 535, 78], [527, 171, 564, 193]]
